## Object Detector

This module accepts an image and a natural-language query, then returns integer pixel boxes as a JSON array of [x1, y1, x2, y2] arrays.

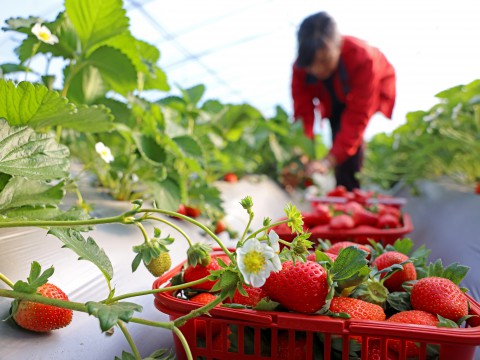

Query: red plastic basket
[[153, 254, 480, 360], [271, 213, 413, 246]]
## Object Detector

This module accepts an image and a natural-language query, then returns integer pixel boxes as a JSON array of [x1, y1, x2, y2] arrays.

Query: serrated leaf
[[86, 301, 143, 332], [173, 135, 203, 160], [253, 298, 280, 311], [440, 262, 470, 285], [65, 0, 129, 53], [0, 177, 65, 212], [48, 228, 113, 281], [133, 133, 167, 166], [147, 178, 181, 212], [0, 63, 32, 75], [2, 16, 44, 33], [330, 247, 369, 287], [0, 119, 69, 179], [12, 262, 54, 293], [392, 238, 413, 255], [387, 291, 412, 312], [0, 80, 113, 132]]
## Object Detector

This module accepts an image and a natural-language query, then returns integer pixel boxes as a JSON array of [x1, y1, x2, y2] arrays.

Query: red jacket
[[291, 35, 396, 165]]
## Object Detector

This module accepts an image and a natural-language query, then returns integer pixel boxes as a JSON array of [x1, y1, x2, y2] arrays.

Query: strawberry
[[231, 285, 268, 307], [326, 241, 371, 257], [344, 201, 365, 215], [352, 208, 379, 227], [410, 277, 468, 322], [307, 251, 337, 262], [329, 297, 386, 321], [190, 292, 222, 307], [386, 310, 438, 357], [372, 251, 416, 292], [183, 255, 231, 290], [327, 185, 348, 197], [475, 182, 480, 195], [367, 339, 399, 360], [262, 260, 329, 313], [377, 213, 400, 229], [352, 188, 373, 205], [169, 204, 187, 219], [377, 204, 401, 219], [329, 214, 355, 230], [13, 283, 73, 332], [185, 206, 201, 218], [190, 293, 222, 338], [311, 203, 332, 225], [277, 332, 307, 359], [145, 252, 171, 277], [212, 327, 232, 351], [214, 220, 227, 234], [223, 172, 238, 183]]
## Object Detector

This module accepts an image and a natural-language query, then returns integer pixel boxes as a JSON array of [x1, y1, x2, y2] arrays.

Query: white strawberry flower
[[95, 142, 114, 163], [237, 238, 281, 288], [31, 23, 59, 45], [268, 230, 280, 253]]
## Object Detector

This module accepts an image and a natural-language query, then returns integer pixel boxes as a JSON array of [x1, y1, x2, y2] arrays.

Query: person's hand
[[305, 155, 336, 176]]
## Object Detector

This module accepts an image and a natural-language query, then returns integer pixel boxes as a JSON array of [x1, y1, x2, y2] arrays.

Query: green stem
[[146, 216, 193, 247], [246, 218, 291, 241], [56, 125, 63, 144], [107, 275, 212, 303], [25, 42, 40, 81], [0, 273, 14, 288], [0, 214, 131, 228], [172, 326, 193, 360], [239, 210, 254, 243], [139, 209, 233, 262], [61, 61, 88, 97], [118, 321, 141, 360], [173, 293, 226, 328], [134, 222, 151, 244], [0, 289, 87, 312]]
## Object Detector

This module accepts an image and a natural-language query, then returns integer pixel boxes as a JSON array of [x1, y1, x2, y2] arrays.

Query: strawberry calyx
[[131, 230, 174, 273], [187, 243, 213, 267]]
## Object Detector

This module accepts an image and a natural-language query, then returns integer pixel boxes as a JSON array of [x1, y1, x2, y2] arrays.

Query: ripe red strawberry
[[185, 206, 201, 218], [475, 182, 480, 195], [329, 214, 355, 230], [306, 251, 338, 262], [311, 203, 332, 225], [352, 208, 379, 227], [352, 188, 373, 205], [13, 283, 73, 332], [367, 339, 399, 360], [223, 172, 238, 183], [326, 241, 371, 257], [372, 251, 416, 292], [344, 201, 365, 215], [386, 310, 438, 356], [377, 214, 400, 229], [231, 285, 267, 307], [277, 332, 307, 359], [184, 255, 231, 290], [377, 204, 401, 219], [327, 185, 348, 197], [190, 293, 222, 338], [214, 220, 227, 234], [329, 297, 386, 321], [212, 327, 232, 351], [262, 260, 329, 313], [410, 277, 468, 322]]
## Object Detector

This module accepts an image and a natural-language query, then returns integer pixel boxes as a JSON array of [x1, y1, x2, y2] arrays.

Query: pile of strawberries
[[170, 238, 475, 359]]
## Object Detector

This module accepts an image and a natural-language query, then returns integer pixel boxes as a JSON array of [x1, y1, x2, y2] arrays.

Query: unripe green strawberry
[[372, 251, 416, 292], [145, 252, 171, 277], [329, 297, 386, 321], [410, 277, 468, 322], [13, 283, 73, 332]]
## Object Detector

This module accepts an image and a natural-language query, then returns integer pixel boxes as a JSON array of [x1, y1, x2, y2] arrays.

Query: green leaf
[[48, 228, 114, 281], [114, 351, 136, 360], [0, 80, 113, 132], [65, 0, 129, 53], [86, 45, 137, 95], [392, 238, 414, 255], [0, 63, 32, 75], [180, 84, 205, 105], [85, 301, 143, 332], [2, 16, 44, 34], [330, 247, 370, 289], [0, 178, 65, 212], [133, 133, 167, 166], [254, 298, 280, 311], [147, 178, 181, 212], [173, 135, 203, 159], [13, 261, 55, 294], [386, 291, 412, 312], [66, 65, 107, 104], [0, 120, 69, 179]]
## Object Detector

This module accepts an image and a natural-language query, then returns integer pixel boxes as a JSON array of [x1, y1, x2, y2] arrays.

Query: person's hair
[[296, 12, 340, 68]]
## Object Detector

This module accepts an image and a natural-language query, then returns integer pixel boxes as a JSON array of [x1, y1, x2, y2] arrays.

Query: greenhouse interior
[[0, 1, 479, 360]]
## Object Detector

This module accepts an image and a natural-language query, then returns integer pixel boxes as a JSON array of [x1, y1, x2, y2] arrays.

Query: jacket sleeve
[[291, 67, 315, 139], [329, 57, 377, 164]]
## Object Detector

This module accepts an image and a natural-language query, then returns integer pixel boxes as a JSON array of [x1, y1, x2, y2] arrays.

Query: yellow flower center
[[243, 251, 266, 274], [39, 31, 51, 41]]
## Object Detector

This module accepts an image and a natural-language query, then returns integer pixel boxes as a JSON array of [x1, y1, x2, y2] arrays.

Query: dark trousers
[[333, 143, 363, 191]]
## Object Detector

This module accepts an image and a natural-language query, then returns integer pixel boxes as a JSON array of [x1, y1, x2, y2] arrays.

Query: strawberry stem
[[118, 321, 141, 360], [146, 215, 193, 247], [0, 273, 14, 288], [173, 293, 226, 328], [172, 326, 193, 360], [245, 218, 292, 242], [140, 209, 233, 262], [134, 222, 151, 244]]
